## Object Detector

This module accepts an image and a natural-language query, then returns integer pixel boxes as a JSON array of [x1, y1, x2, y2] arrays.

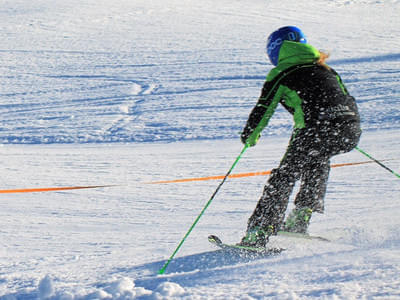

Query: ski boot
[[238, 225, 274, 248], [283, 207, 312, 234]]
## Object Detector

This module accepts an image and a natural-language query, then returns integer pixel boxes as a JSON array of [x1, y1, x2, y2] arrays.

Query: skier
[[239, 26, 361, 247]]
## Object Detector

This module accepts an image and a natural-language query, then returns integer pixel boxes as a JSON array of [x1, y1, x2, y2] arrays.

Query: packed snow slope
[[1, 0, 400, 144], [1, 0, 400, 298]]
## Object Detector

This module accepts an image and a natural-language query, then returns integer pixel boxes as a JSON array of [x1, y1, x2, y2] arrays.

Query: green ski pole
[[355, 146, 400, 179], [159, 144, 249, 274]]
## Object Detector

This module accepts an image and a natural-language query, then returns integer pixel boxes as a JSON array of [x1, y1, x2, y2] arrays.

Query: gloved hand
[[241, 130, 260, 147]]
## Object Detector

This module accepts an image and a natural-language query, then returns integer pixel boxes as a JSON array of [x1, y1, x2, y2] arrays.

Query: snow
[[38, 276, 54, 299], [0, 0, 400, 298]]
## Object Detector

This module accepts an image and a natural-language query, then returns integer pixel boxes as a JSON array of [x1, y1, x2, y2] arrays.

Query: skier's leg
[[240, 166, 298, 247], [284, 121, 360, 234], [246, 166, 297, 233], [284, 158, 330, 233], [241, 131, 305, 246], [282, 121, 361, 235], [294, 158, 330, 213], [291, 121, 360, 215]]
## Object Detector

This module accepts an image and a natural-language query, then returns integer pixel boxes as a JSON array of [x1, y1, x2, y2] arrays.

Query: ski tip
[[208, 235, 222, 244]]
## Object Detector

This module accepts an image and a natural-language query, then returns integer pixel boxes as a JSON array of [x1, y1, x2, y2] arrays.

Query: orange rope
[[0, 160, 390, 192], [0, 185, 115, 194], [147, 160, 379, 184]]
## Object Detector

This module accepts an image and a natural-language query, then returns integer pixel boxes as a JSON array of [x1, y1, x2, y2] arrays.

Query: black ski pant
[[247, 120, 361, 234]]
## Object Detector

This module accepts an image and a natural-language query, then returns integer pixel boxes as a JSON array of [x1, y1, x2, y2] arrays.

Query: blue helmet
[[266, 26, 307, 66]]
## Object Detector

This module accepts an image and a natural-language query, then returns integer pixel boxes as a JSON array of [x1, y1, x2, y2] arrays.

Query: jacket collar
[[267, 41, 320, 81]]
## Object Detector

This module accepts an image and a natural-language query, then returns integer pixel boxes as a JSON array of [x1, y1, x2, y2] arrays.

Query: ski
[[277, 231, 330, 242], [208, 235, 284, 255]]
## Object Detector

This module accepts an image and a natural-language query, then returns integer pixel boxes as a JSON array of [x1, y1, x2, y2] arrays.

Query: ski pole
[[355, 146, 400, 179], [159, 144, 249, 274]]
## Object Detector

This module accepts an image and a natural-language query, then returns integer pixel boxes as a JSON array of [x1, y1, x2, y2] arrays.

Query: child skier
[[240, 26, 361, 247]]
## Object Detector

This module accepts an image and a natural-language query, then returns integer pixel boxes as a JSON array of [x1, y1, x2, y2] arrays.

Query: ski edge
[[208, 235, 284, 254]]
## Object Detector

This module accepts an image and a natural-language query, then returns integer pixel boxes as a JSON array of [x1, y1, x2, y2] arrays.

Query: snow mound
[[155, 282, 186, 298], [82, 279, 184, 299], [32, 276, 158, 299], [91, 277, 153, 299]]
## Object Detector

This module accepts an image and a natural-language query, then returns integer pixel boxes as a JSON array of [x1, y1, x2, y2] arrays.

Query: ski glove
[[241, 129, 260, 147]]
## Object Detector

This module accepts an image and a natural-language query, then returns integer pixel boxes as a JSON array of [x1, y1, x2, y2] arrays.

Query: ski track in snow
[[1, 49, 399, 144], [1, 0, 400, 298]]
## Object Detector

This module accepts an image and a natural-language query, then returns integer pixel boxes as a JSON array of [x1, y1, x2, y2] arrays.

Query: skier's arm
[[241, 81, 281, 146]]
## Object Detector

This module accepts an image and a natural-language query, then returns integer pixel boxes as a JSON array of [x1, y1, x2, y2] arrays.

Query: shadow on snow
[[331, 53, 400, 65], [112, 248, 280, 291]]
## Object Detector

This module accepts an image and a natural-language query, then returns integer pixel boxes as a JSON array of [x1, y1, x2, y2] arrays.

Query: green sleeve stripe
[[279, 85, 305, 129], [336, 75, 348, 95], [246, 86, 284, 146]]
